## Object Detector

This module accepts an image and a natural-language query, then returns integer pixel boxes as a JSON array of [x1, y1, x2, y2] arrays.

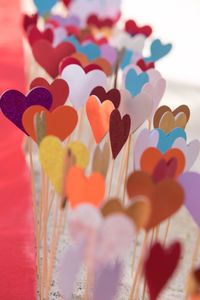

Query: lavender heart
[[0, 87, 52, 133]]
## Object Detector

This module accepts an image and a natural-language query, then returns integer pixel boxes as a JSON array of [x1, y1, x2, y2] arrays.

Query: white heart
[[111, 32, 145, 53]]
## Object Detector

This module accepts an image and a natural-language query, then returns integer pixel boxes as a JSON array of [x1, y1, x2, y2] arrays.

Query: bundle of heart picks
[[1, 0, 200, 299]]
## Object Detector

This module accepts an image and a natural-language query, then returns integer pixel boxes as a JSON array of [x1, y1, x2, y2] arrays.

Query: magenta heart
[[0, 87, 52, 133]]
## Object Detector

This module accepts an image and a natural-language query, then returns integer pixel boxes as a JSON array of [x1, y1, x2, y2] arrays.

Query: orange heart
[[86, 95, 114, 144], [66, 166, 106, 208], [140, 147, 185, 177], [71, 52, 89, 66], [22, 105, 78, 141], [127, 171, 184, 230]]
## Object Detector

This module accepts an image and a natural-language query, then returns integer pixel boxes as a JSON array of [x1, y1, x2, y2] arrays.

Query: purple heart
[[0, 87, 52, 133], [100, 44, 117, 65], [178, 172, 200, 227]]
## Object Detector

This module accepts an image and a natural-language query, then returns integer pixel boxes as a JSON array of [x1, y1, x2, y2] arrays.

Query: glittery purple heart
[[0, 87, 52, 133]]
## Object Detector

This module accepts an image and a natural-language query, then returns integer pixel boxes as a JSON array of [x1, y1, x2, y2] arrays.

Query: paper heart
[[159, 111, 188, 134], [30, 77, 69, 111], [0, 88, 52, 133], [59, 56, 101, 74], [33, 0, 58, 16], [145, 39, 172, 62], [156, 128, 187, 153], [68, 141, 89, 169], [127, 171, 184, 229], [86, 96, 114, 144], [22, 13, 38, 32], [178, 172, 200, 227], [187, 268, 200, 296], [140, 147, 185, 177], [125, 68, 149, 96], [137, 59, 155, 71], [66, 166, 105, 208], [92, 142, 110, 177], [100, 44, 118, 65], [91, 86, 120, 108], [173, 138, 200, 171], [48, 15, 81, 28], [87, 14, 114, 28], [144, 242, 181, 300], [49, 26, 68, 47], [120, 49, 133, 70], [119, 89, 153, 133], [22, 105, 78, 141], [109, 109, 131, 159], [134, 129, 159, 169], [152, 158, 178, 183], [61, 63, 107, 110], [125, 19, 152, 37], [32, 40, 75, 78], [62, 0, 71, 7], [111, 32, 145, 53], [27, 25, 54, 46]]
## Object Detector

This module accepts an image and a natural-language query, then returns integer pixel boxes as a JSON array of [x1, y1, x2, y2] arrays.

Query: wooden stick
[[107, 159, 115, 197], [131, 234, 138, 275], [116, 137, 129, 196], [163, 218, 171, 246], [113, 48, 125, 89], [122, 135, 132, 204]]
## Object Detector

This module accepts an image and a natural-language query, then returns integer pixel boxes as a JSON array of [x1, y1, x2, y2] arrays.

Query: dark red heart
[[30, 77, 69, 111], [59, 57, 102, 74], [62, 0, 72, 7], [27, 25, 54, 46], [125, 19, 152, 37], [137, 59, 155, 71], [87, 14, 114, 28], [144, 242, 181, 300], [32, 40, 75, 78], [152, 158, 178, 183], [22, 13, 38, 32], [90, 86, 121, 108], [109, 109, 131, 159]]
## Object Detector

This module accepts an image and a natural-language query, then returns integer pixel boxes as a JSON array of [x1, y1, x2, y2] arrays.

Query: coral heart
[[109, 109, 131, 159], [127, 171, 184, 229], [125, 19, 152, 37], [144, 242, 181, 300], [125, 68, 149, 96], [22, 105, 78, 141], [22, 13, 38, 32], [27, 25, 54, 46], [86, 96, 114, 144], [140, 147, 185, 178], [90, 86, 121, 108], [32, 40, 75, 78], [0, 88, 52, 133], [156, 128, 187, 153], [66, 166, 105, 208], [145, 39, 172, 62], [30, 77, 69, 111]]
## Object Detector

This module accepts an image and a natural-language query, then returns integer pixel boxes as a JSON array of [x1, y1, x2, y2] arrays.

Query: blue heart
[[125, 69, 149, 96], [34, 0, 58, 16], [156, 128, 187, 153], [120, 49, 133, 70], [145, 39, 172, 62]]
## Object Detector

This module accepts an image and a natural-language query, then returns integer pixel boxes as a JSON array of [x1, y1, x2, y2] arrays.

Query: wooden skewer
[[163, 218, 171, 246], [122, 135, 132, 204], [107, 159, 115, 197]]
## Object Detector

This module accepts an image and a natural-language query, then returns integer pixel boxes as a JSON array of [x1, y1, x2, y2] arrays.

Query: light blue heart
[[120, 49, 133, 70], [34, 0, 58, 16], [156, 128, 187, 153], [145, 39, 172, 62], [125, 69, 149, 96]]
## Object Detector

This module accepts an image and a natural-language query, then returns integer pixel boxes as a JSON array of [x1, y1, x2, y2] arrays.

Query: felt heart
[[22, 13, 38, 32], [61, 63, 107, 110], [32, 40, 75, 78], [140, 147, 185, 177], [173, 138, 200, 171], [66, 166, 106, 208], [119, 89, 153, 133], [33, 0, 58, 16], [100, 44, 118, 65], [125, 68, 149, 96], [156, 128, 187, 153], [109, 109, 131, 159], [90, 86, 120, 108], [22, 105, 78, 141], [127, 171, 184, 229], [159, 111, 188, 134], [137, 58, 155, 71], [125, 19, 152, 37], [30, 77, 69, 111], [86, 96, 114, 144], [145, 39, 172, 62], [68, 141, 89, 169], [144, 242, 181, 300], [178, 172, 200, 227], [0, 88, 52, 133], [101, 198, 151, 230], [92, 142, 110, 177], [27, 25, 54, 46]]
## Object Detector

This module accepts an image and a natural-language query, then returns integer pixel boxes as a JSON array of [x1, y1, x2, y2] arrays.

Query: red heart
[[27, 25, 54, 46], [87, 14, 114, 28], [59, 57, 102, 75], [152, 158, 178, 183], [90, 86, 121, 108], [125, 19, 152, 37], [22, 13, 38, 32], [32, 40, 75, 78], [144, 242, 181, 300], [62, 0, 72, 7], [30, 77, 69, 111], [109, 109, 131, 159], [137, 59, 155, 71]]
